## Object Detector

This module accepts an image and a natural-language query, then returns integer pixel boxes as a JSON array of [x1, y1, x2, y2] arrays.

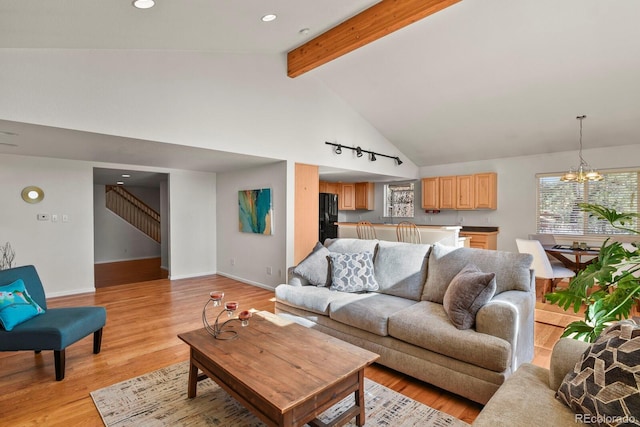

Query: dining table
[[543, 244, 600, 273]]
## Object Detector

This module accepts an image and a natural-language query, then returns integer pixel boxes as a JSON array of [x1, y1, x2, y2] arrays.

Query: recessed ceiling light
[[122, 174, 131, 178], [132, 0, 155, 9], [261, 14, 277, 22], [117, 181, 125, 185]]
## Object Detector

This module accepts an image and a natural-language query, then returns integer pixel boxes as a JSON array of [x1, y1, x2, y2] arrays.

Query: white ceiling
[[1, 0, 639, 179]]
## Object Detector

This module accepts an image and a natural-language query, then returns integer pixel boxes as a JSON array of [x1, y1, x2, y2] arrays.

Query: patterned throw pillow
[[556, 320, 640, 427], [328, 251, 379, 293], [0, 279, 45, 331]]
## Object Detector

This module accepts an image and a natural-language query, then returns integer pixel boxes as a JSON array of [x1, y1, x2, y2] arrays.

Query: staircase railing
[[105, 185, 161, 243]]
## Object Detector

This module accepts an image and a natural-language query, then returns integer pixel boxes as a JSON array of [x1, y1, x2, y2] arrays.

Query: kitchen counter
[[337, 223, 463, 246]]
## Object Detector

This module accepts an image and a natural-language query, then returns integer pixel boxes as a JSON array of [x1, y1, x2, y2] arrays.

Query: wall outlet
[[37, 213, 50, 221], [62, 214, 70, 222], [230, 258, 235, 266], [266, 267, 272, 275]]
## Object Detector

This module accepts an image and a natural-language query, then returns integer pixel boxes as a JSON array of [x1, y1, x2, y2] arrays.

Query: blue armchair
[[0, 265, 106, 380]]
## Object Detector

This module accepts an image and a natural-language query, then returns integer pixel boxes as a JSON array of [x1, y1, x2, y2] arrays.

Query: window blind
[[536, 170, 639, 235]]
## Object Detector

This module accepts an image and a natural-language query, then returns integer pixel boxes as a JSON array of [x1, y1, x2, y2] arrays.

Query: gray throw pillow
[[556, 320, 640, 426], [293, 242, 331, 287], [442, 263, 496, 330], [328, 251, 379, 293]]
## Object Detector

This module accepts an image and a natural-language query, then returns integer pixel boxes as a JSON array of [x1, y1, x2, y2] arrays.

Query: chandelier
[[560, 115, 603, 183]]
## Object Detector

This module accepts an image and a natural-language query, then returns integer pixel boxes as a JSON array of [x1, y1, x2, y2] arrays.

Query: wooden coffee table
[[178, 311, 379, 427]]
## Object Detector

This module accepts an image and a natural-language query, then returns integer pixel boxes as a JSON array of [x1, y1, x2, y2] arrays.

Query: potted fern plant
[[545, 203, 640, 342]]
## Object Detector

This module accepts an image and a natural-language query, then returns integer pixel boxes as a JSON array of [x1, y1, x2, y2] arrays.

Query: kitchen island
[[337, 223, 465, 247]]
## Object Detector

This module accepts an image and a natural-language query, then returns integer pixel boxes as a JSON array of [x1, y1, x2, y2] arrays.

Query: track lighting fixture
[[324, 142, 402, 166]]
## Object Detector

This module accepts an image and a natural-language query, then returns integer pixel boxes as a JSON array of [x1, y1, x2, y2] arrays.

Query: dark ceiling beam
[[287, 0, 462, 78]]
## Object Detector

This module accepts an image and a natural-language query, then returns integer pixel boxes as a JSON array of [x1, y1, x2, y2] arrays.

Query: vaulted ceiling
[[1, 0, 639, 172]]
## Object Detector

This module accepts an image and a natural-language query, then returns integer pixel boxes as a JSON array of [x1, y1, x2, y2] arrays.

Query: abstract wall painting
[[238, 188, 272, 235]]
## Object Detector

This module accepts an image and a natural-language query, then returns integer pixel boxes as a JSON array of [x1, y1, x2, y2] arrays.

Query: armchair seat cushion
[[0, 306, 106, 351]]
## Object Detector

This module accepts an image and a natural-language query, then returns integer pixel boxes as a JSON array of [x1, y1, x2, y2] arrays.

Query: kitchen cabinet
[[321, 181, 374, 211], [459, 231, 498, 250], [339, 183, 356, 210], [355, 182, 375, 210], [456, 175, 475, 210], [421, 172, 497, 210], [319, 181, 340, 195], [439, 176, 457, 209], [421, 177, 439, 210], [474, 172, 497, 209]]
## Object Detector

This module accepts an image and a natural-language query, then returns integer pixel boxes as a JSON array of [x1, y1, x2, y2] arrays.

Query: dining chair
[[515, 238, 575, 302], [396, 221, 421, 244], [528, 233, 564, 267], [356, 221, 377, 240]]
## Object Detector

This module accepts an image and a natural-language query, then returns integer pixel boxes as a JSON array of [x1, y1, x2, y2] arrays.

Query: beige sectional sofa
[[275, 238, 536, 404]]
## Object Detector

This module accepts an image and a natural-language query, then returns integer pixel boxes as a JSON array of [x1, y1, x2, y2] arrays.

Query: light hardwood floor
[[1, 275, 565, 426]]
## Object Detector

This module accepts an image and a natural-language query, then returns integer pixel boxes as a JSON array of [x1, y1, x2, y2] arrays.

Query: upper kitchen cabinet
[[439, 176, 457, 209], [319, 181, 340, 195], [474, 173, 497, 209], [456, 175, 475, 210], [422, 173, 497, 210], [421, 177, 439, 210], [338, 183, 356, 210], [354, 182, 375, 210]]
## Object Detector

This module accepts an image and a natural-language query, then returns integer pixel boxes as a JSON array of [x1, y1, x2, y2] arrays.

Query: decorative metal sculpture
[[202, 291, 252, 340]]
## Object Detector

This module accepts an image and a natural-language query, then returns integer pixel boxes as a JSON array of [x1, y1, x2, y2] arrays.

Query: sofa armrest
[[476, 290, 535, 371], [286, 266, 309, 286], [549, 337, 589, 390]]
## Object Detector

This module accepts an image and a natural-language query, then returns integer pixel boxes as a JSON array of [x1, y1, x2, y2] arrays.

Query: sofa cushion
[[325, 238, 379, 256], [274, 284, 356, 315], [329, 293, 417, 336], [556, 320, 640, 426], [443, 263, 496, 330], [0, 279, 45, 331], [328, 251, 379, 293], [422, 243, 533, 304], [374, 241, 431, 301], [293, 242, 331, 287], [388, 301, 511, 372]]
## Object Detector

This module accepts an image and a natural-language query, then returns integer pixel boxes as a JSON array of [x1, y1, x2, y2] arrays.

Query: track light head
[[335, 145, 342, 154], [356, 146, 363, 157], [395, 157, 403, 165], [370, 153, 376, 161]]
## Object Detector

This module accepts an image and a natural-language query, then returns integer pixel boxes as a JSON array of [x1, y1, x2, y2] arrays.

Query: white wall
[[167, 170, 217, 279], [93, 184, 161, 263], [0, 49, 418, 181], [418, 143, 640, 252], [0, 153, 219, 295], [0, 154, 95, 296], [216, 162, 287, 289]]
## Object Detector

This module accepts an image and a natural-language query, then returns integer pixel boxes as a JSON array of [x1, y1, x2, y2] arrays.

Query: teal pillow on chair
[[0, 278, 45, 331]]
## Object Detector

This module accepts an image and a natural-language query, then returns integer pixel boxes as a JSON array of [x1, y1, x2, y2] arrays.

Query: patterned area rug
[[91, 361, 469, 427]]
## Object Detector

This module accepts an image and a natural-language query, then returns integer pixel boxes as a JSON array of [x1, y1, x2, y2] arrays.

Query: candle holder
[[202, 291, 252, 340]]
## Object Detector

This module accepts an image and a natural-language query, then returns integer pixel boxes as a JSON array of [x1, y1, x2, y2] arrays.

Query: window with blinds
[[537, 170, 639, 235]]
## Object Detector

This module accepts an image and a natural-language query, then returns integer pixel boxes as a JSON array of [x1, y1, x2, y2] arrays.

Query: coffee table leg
[[188, 359, 199, 398], [356, 370, 365, 427]]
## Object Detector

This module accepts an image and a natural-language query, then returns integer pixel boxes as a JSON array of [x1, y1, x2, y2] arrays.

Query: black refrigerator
[[319, 193, 338, 242]]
